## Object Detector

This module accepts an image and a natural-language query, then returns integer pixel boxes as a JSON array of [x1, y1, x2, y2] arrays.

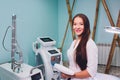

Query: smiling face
[[73, 16, 84, 37]]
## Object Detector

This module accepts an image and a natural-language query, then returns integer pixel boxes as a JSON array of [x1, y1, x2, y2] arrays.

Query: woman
[[61, 13, 120, 80], [61, 13, 98, 80]]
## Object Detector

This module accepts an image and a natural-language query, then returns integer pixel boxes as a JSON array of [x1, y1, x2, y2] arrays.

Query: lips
[[75, 29, 81, 33]]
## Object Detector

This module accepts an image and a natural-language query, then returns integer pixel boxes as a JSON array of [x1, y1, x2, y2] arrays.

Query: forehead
[[74, 16, 83, 22]]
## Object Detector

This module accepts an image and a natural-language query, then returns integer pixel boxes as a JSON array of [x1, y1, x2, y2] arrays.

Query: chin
[[76, 33, 82, 36], [77, 34, 82, 37]]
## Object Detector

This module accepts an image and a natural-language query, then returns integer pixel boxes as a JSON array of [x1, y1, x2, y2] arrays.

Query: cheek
[[73, 27, 76, 32], [81, 25, 84, 29], [79, 26, 84, 32], [81, 27, 84, 31], [73, 26, 75, 30]]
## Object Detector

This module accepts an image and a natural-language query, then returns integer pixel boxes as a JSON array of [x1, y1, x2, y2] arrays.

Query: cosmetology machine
[[0, 14, 43, 80], [0, 63, 44, 80], [33, 37, 63, 80]]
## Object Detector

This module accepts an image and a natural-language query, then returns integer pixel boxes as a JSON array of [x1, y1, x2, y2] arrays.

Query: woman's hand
[[61, 73, 75, 79], [61, 73, 71, 79]]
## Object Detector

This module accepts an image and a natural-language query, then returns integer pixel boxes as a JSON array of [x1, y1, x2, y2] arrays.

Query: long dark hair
[[72, 14, 90, 70]]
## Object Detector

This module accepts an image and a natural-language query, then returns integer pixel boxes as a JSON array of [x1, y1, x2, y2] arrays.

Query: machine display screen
[[40, 37, 53, 42], [31, 72, 41, 80], [48, 50, 58, 54]]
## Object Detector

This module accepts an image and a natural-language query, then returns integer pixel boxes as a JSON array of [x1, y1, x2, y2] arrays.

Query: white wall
[[58, 0, 120, 61]]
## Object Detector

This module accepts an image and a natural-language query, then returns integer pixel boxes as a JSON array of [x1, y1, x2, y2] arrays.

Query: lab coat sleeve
[[86, 39, 98, 78]]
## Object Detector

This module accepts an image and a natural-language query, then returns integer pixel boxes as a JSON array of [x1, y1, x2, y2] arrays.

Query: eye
[[73, 23, 76, 25], [79, 23, 84, 25]]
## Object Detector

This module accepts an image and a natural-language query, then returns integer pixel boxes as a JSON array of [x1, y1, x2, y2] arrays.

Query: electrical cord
[[2, 26, 11, 52]]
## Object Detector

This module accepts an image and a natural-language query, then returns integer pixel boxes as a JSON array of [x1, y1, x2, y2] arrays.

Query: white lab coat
[[67, 38, 120, 80]]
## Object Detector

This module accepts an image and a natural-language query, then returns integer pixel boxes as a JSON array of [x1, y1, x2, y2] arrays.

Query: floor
[[98, 64, 120, 78]]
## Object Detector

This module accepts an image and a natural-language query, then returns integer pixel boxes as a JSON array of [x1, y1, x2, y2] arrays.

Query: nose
[[75, 24, 80, 28]]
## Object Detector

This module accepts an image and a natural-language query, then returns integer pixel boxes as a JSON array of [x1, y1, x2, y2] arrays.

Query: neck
[[77, 36, 82, 40]]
